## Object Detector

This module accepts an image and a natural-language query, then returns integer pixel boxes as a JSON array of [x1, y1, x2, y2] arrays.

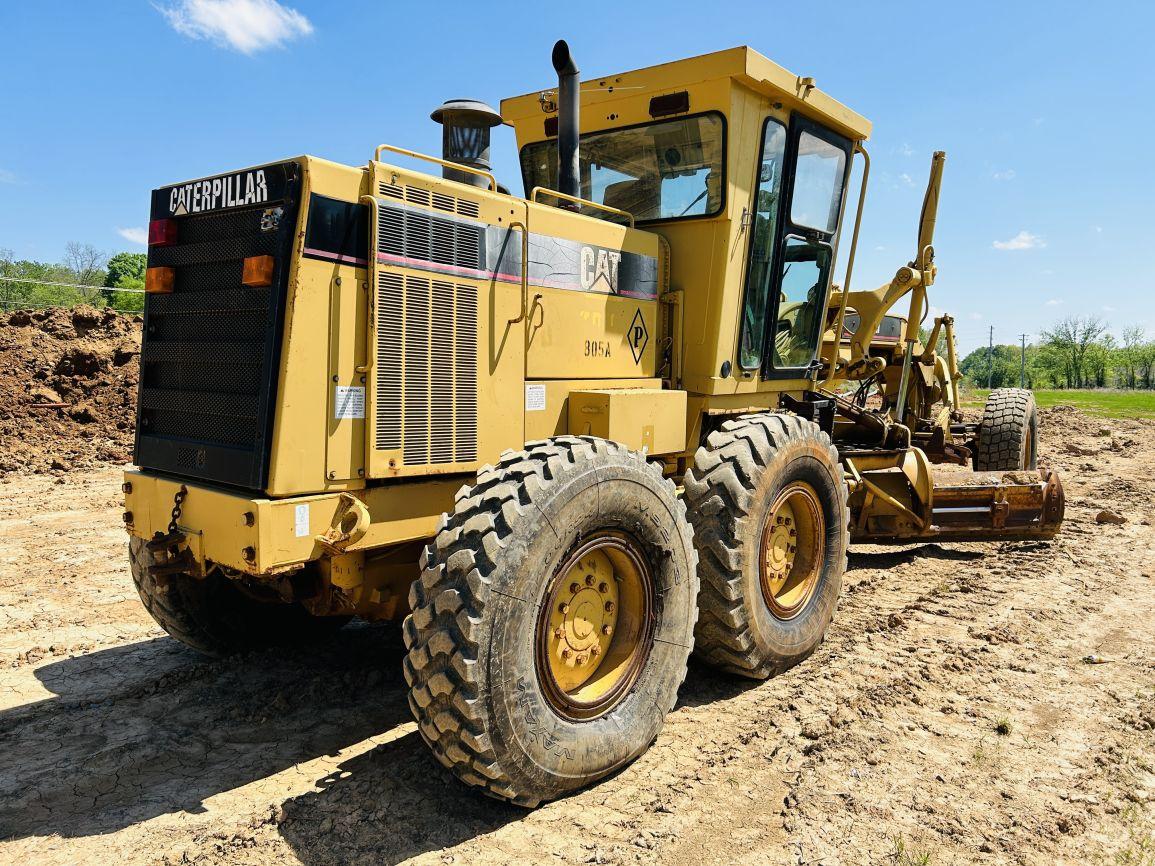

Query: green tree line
[[0, 245, 146, 313], [960, 316, 1155, 389]]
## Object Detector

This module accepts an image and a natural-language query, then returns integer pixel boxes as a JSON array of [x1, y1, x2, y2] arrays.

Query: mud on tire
[[129, 537, 349, 657], [402, 436, 698, 807], [975, 388, 1037, 472], [683, 413, 849, 680]]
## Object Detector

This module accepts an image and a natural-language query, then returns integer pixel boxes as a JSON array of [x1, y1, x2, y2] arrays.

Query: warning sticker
[[294, 503, 310, 538], [525, 383, 546, 412], [334, 385, 365, 419]]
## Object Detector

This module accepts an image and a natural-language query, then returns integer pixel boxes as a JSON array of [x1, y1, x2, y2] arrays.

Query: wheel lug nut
[[561, 648, 570, 659], [585, 574, 595, 586], [570, 582, 580, 593], [602, 625, 612, 636], [554, 627, 565, 639], [789, 528, 797, 537], [590, 645, 601, 657], [598, 582, 608, 593], [559, 602, 569, 614], [576, 653, 587, 665], [604, 601, 615, 613]]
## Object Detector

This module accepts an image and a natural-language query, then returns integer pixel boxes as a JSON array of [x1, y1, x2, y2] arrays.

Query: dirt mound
[[0, 306, 141, 476]]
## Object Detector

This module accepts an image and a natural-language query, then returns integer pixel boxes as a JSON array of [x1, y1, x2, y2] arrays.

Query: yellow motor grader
[[122, 41, 1063, 806]]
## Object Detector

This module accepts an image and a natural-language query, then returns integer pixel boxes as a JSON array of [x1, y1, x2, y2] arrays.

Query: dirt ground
[[1, 406, 1153, 866]]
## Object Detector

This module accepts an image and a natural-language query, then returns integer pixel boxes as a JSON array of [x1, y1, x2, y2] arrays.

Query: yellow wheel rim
[[537, 532, 652, 720], [759, 482, 824, 620]]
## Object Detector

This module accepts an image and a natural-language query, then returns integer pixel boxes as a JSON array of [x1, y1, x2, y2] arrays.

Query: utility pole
[[1020, 333, 1028, 388], [987, 325, 994, 389]]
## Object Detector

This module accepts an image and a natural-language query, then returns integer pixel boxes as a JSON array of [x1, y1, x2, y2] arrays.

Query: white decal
[[167, 169, 270, 216], [334, 385, 365, 419], [579, 245, 622, 292], [294, 503, 310, 538], [525, 383, 546, 412]]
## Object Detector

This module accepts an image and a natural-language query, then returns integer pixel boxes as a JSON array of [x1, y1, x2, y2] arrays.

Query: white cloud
[[898, 142, 915, 157], [992, 169, 1016, 181], [0, 168, 16, 184], [993, 231, 1046, 251], [117, 227, 149, 245], [1092, 225, 1103, 233], [1045, 298, 1064, 306], [899, 173, 914, 187], [157, 0, 312, 54], [874, 245, 886, 252]]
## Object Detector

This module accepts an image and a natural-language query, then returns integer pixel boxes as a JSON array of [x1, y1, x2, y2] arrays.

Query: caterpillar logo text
[[169, 169, 269, 216], [579, 245, 622, 292]]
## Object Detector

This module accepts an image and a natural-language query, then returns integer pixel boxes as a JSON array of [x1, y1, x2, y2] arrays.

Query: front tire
[[975, 388, 1037, 471], [684, 413, 849, 679], [402, 437, 698, 807]]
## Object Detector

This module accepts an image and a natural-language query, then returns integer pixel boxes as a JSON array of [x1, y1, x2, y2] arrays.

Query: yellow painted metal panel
[[567, 389, 687, 455]]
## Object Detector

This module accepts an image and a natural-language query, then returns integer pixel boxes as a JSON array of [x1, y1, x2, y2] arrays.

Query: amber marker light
[[242, 255, 275, 287], [145, 266, 175, 294]]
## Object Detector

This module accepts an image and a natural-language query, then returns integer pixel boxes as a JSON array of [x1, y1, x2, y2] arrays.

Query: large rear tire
[[684, 413, 849, 679], [975, 388, 1037, 471], [129, 537, 349, 657], [402, 437, 698, 807]]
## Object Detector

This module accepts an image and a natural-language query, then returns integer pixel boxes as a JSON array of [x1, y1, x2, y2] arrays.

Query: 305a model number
[[584, 340, 612, 358]]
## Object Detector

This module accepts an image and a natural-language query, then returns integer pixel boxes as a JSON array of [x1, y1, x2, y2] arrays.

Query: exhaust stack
[[551, 40, 580, 206]]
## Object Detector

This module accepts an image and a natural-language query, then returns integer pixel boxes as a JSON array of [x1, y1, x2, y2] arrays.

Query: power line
[[0, 275, 145, 294]]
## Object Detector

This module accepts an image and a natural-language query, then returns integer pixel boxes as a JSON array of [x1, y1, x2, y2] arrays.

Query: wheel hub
[[759, 482, 824, 620], [537, 532, 652, 720], [547, 550, 619, 686]]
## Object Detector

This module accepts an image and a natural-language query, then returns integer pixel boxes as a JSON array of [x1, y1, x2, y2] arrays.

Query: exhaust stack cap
[[430, 98, 502, 188]]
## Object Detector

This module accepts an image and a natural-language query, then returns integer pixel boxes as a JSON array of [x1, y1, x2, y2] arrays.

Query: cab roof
[[500, 46, 872, 142]]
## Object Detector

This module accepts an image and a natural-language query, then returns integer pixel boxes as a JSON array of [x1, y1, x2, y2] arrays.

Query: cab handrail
[[530, 186, 635, 227], [373, 144, 497, 192]]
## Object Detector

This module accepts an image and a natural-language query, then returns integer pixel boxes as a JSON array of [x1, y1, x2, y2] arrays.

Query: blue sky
[[1, 0, 1151, 355]]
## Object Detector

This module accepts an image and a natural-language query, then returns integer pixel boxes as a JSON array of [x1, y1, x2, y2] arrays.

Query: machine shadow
[[0, 623, 412, 840], [848, 542, 988, 570], [275, 731, 523, 866]]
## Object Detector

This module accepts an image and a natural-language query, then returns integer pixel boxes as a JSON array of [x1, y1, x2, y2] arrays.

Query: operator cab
[[503, 47, 870, 395]]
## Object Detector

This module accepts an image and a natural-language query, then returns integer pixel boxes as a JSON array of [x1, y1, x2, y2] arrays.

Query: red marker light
[[148, 218, 178, 247]]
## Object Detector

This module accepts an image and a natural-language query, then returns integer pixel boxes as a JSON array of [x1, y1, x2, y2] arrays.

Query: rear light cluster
[[145, 218, 274, 293]]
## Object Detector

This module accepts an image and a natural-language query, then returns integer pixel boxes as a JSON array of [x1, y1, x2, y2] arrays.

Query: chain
[[168, 485, 188, 535]]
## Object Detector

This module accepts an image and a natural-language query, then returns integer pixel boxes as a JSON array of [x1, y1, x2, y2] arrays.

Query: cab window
[[738, 118, 788, 369], [520, 113, 725, 223], [790, 131, 847, 234]]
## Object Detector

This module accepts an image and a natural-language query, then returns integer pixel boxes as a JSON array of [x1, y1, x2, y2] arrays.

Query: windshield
[[520, 113, 725, 223]]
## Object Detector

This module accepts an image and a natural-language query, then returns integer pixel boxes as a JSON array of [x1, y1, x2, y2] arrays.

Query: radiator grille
[[374, 273, 403, 449], [377, 205, 483, 271], [135, 163, 299, 491], [375, 272, 478, 466]]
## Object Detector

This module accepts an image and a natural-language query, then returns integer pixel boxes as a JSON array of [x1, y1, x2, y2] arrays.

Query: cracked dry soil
[[0, 406, 1152, 865]]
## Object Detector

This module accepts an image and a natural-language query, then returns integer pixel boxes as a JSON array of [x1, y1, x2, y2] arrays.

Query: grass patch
[[892, 835, 937, 865], [961, 389, 1155, 420], [995, 717, 1013, 736]]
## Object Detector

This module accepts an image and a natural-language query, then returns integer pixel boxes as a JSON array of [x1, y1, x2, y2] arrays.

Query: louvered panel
[[375, 272, 403, 449], [402, 276, 431, 465], [405, 186, 431, 207], [432, 191, 455, 212], [429, 280, 456, 464], [378, 181, 403, 199], [457, 199, 480, 218], [454, 283, 478, 462], [379, 208, 404, 260]]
